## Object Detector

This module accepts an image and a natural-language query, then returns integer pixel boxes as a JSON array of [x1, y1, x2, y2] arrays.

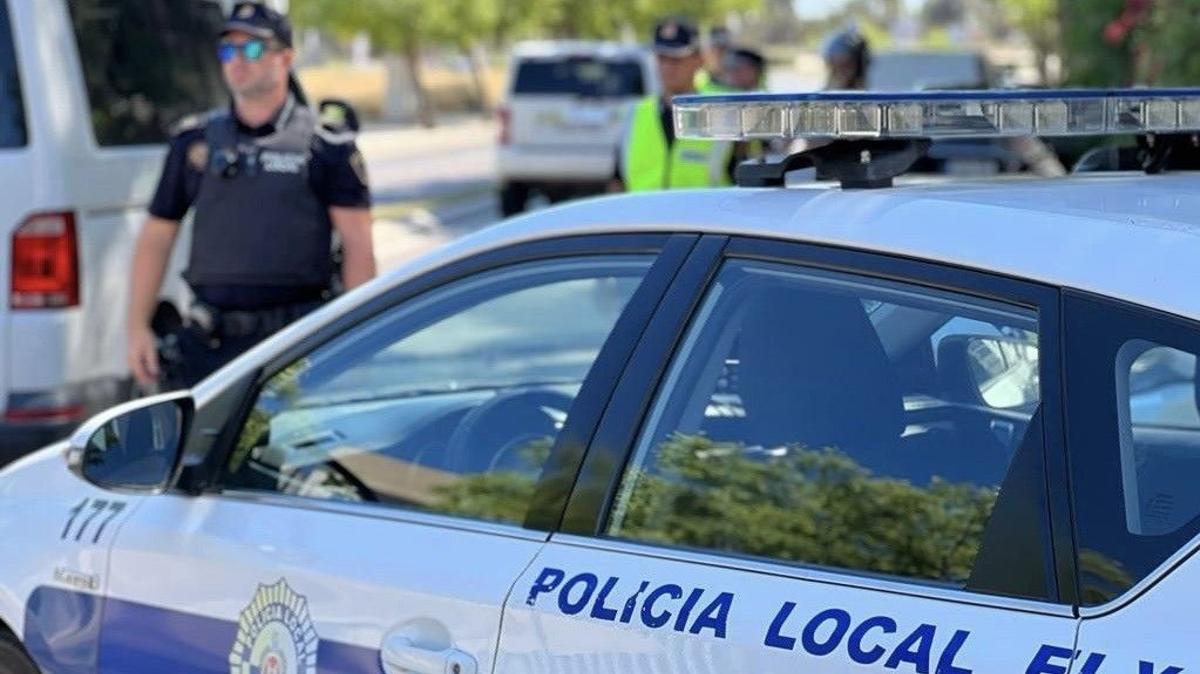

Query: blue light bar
[[673, 88, 1200, 140]]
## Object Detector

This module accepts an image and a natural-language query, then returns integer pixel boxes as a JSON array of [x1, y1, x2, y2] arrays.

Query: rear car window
[[513, 57, 645, 97], [68, 0, 227, 146], [1117, 341, 1200, 537], [608, 260, 1053, 601], [0, 0, 26, 148], [1064, 294, 1200, 605], [867, 52, 987, 91]]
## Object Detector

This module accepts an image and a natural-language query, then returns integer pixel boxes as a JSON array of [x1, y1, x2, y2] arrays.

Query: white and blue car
[[0, 89, 1198, 673]]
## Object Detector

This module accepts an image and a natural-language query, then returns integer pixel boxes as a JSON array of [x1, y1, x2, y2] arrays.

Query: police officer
[[696, 25, 733, 93], [822, 26, 871, 90], [127, 2, 376, 390], [612, 19, 737, 193], [724, 47, 767, 92]]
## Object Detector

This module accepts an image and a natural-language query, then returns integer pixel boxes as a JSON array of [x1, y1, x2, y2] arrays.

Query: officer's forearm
[[331, 207, 376, 290], [128, 217, 180, 331]]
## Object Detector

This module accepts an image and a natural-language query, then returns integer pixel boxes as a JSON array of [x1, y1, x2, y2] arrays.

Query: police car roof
[[451, 173, 1200, 322]]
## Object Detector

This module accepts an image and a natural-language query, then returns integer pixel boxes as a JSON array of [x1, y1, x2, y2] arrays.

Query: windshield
[[513, 57, 645, 97], [868, 52, 987, 91]]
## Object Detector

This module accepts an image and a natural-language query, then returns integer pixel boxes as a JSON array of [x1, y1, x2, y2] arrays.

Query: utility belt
[[185, 300, 323, 341]]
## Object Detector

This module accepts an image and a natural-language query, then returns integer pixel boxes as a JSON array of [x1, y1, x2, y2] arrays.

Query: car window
[[513, 57, 645, 97], [224, 256, 651, 526], [68, 0, 227, 146], [0, 0, 25, 148], [607, 260, 1049, 597], [1117, 341, 1200, 537], [867, 52, 987, 91]]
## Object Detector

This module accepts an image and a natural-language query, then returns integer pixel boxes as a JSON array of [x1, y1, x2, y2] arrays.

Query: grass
[[298, 61, 507, 121]]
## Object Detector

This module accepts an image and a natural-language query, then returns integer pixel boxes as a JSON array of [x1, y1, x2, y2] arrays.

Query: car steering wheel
[[443, 389, 573, 476]]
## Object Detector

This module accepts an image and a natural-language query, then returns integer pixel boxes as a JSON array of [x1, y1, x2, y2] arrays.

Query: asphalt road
[[358, 117, 502, 270]]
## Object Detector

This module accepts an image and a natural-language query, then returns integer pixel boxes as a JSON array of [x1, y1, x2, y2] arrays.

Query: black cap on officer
[[222, 2, 309, 104], [222, 1, 293, 47], [653, 18, 701, 57], [729, 47, 765, 71]]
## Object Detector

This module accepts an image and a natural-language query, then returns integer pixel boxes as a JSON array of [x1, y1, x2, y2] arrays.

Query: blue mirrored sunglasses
[[217, 39, 268, 63]]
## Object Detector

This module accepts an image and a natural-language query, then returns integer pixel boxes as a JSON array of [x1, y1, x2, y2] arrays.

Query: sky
[[793, 0, 925, 20]]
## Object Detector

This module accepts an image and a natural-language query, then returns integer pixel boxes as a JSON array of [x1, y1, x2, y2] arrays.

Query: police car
[[0, 89, 1198, 674]]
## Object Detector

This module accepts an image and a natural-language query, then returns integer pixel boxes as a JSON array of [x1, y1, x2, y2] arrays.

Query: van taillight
[[11, 212, 80, 309], [497, 106, 512, 145]]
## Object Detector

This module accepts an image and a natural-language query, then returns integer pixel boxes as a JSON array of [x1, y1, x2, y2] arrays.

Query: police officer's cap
[[653, 19, 700, 57], [730, 47, 766, 71], [822, 26, 869, 64], [222, 2, 293, 48]]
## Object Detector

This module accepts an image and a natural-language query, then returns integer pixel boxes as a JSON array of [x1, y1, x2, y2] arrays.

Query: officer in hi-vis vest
[[611, 19, 738, 193], [128, 1, 377, 391]]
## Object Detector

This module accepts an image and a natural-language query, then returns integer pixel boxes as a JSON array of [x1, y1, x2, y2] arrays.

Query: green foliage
[[433, 431, 998, 585], [1078, 548, 1135, 606], [1139, 1, 1200, 86], [433, 437, 554, 525], [1000, 0, 1059, 82], [293, 0, 764, 47], [1058, 0, 1132, 86], [614, 433, 996, 584]]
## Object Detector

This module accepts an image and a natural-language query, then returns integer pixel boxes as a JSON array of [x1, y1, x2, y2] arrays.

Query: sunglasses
[[217, 39, 272, 64]]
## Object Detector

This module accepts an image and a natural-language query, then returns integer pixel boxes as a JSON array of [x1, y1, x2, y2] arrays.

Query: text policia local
[[523, 567, 1183, 674]]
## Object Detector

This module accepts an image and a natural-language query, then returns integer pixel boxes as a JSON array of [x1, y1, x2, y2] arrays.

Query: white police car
[[0, 89, 1197, 674]]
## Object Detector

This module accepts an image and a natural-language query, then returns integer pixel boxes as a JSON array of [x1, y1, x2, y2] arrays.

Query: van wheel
[[500, 182, 531, 217], [0, 637, 39, 674]]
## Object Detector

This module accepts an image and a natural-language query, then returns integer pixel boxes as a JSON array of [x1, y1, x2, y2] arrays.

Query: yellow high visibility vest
[[621, 96, 733, 192]]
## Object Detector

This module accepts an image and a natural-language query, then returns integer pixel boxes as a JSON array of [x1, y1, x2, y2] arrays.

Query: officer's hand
[[128, 326, 160, 388], [607, 179, 626, 193]]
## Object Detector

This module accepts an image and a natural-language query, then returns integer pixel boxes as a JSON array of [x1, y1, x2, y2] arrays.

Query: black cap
[[222, 2, 293, 47], [653, 19, 700, 57], [730, 47, 765, 70]]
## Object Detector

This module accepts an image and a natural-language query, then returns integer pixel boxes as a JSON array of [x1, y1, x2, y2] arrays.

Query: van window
[[513, 57, 645, 98], [0, 0, 26, 148], [68, 0, 227, 146]]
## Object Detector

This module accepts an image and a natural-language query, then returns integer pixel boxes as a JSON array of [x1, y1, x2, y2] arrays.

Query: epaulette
[[314, 99, 360, 145], [169, 109, 220, 137]]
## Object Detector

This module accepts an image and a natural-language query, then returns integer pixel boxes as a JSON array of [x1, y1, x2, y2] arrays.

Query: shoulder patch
[[186, 141, 210, 172]]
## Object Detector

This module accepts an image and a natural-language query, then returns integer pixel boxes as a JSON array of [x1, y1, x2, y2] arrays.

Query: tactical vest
[[622, 96, 733, 192], [184, 97, 333, 288]]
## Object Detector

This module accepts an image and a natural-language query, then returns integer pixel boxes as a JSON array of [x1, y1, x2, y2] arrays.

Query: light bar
[[674, 88, 1200, 140]]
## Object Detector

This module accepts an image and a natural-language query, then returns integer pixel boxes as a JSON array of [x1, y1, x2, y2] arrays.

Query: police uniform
[[617, 20, 736, 192], [148, 2, 371, 387]]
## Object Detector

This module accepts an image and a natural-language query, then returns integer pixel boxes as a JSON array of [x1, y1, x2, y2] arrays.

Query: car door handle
[[380, 635, 477, 674]]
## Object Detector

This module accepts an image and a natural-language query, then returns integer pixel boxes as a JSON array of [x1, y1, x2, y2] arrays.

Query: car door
[[495, 236, 1082, 674], [91, 234, 695, 673], [1063, 292, 1200, 674]]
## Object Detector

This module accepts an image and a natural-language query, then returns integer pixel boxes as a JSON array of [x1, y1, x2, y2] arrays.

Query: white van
[[0, 0, 228, 461], [496, 41, 658, 216]]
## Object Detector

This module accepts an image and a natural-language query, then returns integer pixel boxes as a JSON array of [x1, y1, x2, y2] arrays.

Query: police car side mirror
[[66, 392, 194, 493], [938, 334, 1039, 410]]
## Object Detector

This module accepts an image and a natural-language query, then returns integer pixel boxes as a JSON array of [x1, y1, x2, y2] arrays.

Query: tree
[[292, 0, 441, 126], [1135, 1, 1200, 85], [434, 432, 999, 584], [1000, 0, 1061, 84], [1057, 0, 1134, 86]]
